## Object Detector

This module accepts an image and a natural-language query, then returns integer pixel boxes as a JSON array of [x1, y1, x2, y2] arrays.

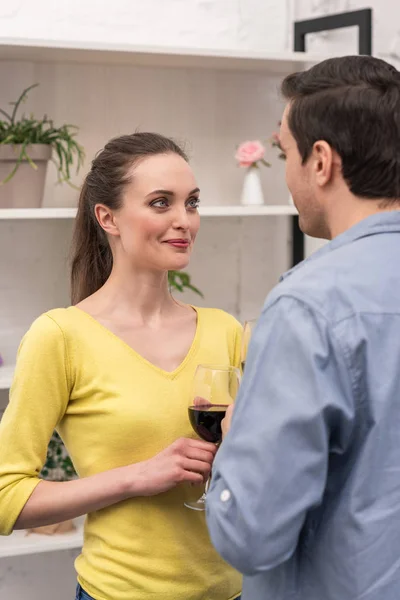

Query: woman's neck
[[81, 265, 183, 326]]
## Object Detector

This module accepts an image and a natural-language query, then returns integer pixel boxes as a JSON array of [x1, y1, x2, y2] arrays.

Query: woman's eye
[[187, 197, 200, 209], [151, 199, 169, 208]]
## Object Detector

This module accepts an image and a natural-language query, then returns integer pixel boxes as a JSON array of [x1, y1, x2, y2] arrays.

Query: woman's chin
[[167, 255, 191, 271], [170, 262, 190, 272]]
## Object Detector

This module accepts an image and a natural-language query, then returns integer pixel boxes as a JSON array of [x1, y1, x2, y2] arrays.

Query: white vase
[[240, 166, 264, 206]]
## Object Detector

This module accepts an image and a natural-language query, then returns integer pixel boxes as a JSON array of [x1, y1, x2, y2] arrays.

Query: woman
[[0, 133, 242, 600]]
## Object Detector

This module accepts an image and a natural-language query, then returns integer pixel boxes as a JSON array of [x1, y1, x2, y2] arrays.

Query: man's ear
[[311, 140, 339, 187]]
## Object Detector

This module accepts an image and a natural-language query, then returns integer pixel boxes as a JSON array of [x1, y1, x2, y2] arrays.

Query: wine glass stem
[[197, 478, 210, 505]]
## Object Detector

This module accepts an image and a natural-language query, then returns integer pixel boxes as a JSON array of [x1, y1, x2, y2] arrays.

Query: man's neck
[[328, 196, 400, 239]]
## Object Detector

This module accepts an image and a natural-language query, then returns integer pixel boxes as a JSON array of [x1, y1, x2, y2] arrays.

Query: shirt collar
[[280, 210, 400, 282]]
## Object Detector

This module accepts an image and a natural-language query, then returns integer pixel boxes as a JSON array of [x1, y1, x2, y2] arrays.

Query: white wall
[[0, 0, 288, 51], [0, 0, 399, 598]]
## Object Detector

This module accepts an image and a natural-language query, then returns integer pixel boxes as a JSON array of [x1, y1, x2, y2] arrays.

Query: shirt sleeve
[[0, 314, 71, 535], [206, 294, 354, 575]]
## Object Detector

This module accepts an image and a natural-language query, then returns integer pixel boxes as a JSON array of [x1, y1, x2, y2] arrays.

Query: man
[[206, 55, 400, 600]]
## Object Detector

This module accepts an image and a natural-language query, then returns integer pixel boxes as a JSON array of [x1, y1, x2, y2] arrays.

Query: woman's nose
[[171, 207, 190, 230]]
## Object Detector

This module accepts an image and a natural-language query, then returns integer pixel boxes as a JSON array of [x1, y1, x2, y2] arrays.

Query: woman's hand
[[129, 438, 217, 497], [13, 439, 217, 530]]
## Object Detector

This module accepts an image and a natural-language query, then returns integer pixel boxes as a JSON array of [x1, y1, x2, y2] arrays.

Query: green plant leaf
[[0, 109, 12, 122], [10, 84, 39, 125], [168, 270, 203, 297], [22, 147, 38, 171], [186, 283, 204, 298]]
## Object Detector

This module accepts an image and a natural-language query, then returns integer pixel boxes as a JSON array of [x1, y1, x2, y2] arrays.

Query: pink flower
[[271, 132, 280, 144], [270, 122, 286, 160], [235, 140, 266, 167]]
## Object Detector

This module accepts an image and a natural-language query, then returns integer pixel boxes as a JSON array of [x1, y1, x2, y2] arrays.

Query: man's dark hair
[[281, 55, 400, 200]]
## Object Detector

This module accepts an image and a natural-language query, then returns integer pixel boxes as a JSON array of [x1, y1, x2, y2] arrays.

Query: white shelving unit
[[0, 517, 84, 558], [0, 205, 298, 220], [0, 365, 15, 390], [0, 37, 329, 72], [0, 36, 311, 564]]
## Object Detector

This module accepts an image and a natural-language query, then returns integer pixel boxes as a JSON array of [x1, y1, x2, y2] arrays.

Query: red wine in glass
[[188, 404, 227, 444]]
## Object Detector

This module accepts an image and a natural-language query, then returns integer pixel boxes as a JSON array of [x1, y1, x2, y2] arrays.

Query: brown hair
[[281, 55, 400, 200], [70, 132, 188, 305]]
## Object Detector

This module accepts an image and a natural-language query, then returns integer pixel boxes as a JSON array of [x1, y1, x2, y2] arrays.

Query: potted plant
[[0, 84, 84, 209], [26, 431, 78, 536]]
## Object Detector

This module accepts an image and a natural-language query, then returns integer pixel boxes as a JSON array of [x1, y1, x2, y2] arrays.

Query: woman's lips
[[165, 240, 190, 248]]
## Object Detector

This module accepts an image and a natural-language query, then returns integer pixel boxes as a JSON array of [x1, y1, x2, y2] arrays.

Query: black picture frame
[[290, 8, 373, 266]]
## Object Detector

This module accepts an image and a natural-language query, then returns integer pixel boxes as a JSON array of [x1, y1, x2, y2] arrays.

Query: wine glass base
[[184, 499, 206, 511]]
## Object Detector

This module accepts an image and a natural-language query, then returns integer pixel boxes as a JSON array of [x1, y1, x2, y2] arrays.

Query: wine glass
[[185, 364, 241, 511], [240, 319, 257, 373]]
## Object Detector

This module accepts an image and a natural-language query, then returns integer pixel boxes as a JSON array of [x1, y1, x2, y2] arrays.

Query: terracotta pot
[[0, 144, 52, 208]]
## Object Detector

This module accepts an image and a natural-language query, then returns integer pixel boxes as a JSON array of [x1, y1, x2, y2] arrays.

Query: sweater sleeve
[[0, 314, 71, 535]]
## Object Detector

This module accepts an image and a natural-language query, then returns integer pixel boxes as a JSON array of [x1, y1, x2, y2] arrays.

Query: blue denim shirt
[[207, 211, 400, 600]]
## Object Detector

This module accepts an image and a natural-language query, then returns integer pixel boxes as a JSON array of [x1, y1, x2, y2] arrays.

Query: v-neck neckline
[[68, 304, 201, 379]]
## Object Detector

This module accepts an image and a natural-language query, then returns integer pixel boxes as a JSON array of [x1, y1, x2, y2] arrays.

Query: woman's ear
[[94, 204, 120, 238]]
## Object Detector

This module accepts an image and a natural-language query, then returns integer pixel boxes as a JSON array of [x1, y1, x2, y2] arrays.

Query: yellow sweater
[[0, 306, 242, 600]]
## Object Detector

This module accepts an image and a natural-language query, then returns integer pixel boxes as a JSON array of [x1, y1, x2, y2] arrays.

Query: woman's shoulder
[[15, 309, 78, 366], [25, 307, 80, 340], [195, 306, 242, 332]]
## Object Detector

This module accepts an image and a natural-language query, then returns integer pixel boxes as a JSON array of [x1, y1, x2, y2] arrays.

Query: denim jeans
[[75, 583, 241, 600], [75, 584, 95, 600]]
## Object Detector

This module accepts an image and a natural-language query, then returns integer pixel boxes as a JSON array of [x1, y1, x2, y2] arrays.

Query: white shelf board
[[0, 365, 15, 390], [0, 38, 330, 72], [0, 517, 84, 558], [200, 205, 297, 217], [0, 208, 76, 220], [0, 205, 297, 220]]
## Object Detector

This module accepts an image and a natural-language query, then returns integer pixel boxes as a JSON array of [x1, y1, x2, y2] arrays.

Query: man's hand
[[222, 404, 235, 440]]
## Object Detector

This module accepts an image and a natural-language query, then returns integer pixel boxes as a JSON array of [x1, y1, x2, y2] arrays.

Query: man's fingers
[[193, 396, 211, 407], [221, 404, 235, 439]]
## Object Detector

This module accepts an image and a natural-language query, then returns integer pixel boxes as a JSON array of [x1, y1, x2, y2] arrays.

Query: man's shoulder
[[266, 253, 358, 325]]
